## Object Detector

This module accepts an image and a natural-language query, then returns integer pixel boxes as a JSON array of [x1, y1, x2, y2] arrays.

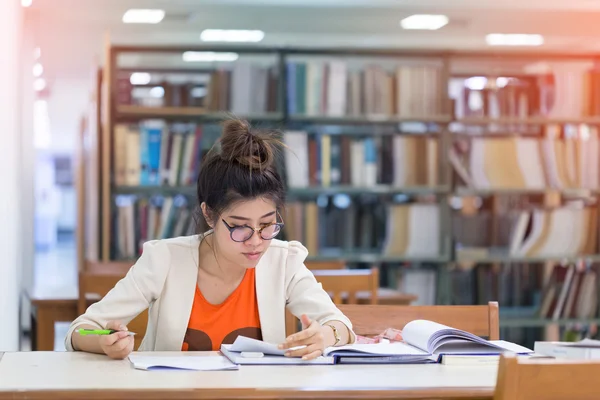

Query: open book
[[220, 320, 532, 365]]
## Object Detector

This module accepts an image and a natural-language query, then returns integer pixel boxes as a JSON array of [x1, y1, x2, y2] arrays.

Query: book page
[[435, 340, 532, 355], [402, 320, 448, 353], [228, 336, 306, 356], [325, 342, 427, 357]]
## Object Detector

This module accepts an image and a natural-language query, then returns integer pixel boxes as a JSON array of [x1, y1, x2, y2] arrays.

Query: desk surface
[[0, 351, 497, 400]]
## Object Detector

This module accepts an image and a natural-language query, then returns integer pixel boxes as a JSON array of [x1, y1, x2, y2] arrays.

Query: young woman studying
[[65, 119, 355, 360]]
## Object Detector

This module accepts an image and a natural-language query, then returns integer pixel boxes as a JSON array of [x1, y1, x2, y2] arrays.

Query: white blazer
[[65, 233, 355, 351]]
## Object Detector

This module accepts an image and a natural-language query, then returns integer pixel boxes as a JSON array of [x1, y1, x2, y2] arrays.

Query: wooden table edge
[[0, 386, 494, 400]]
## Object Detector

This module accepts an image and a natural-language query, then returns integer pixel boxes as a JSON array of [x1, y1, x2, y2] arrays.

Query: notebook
[[220, 321, 532, 365], [128, 354, 239, 371], [534, 338, 600, 360]]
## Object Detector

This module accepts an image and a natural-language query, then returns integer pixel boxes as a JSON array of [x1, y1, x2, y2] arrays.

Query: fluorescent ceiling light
[[130, 72, 152, 85], [33, 63, 43, 77], [21, 0, 32, 7], [400, 14, 448, 30], [200, 29, 265, 43], [486, 33, 544, 46], [122, 9, 165, 24], [182, 51, 239, 62]]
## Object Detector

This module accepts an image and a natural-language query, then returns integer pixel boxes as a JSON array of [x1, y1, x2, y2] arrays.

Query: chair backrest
[[78, 261, 148, 350], [494, 353, 600, 400], [304, 260, 345, 270], [312, 267, 379, 305], [337, 301, 499, 340]]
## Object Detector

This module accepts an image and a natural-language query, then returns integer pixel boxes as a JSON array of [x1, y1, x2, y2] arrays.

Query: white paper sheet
[[128, 355, 238, 371]]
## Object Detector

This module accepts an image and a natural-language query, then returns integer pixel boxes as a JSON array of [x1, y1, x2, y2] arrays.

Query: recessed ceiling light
[[33, 78, 46, 92], [200, 29, 265, 43], [486, 33, 544, 46], [130, 72, 152, 85], [182, 52, 239, 62], [149, 87, 165, 98], [33, 63, 43, 77], [122, 9, 165, 24], [400, 14, 449, 30], [21, 0, 32, 7]]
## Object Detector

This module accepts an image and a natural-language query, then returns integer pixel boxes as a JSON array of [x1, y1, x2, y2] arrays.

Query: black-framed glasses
[[221, 214, 285, 242]]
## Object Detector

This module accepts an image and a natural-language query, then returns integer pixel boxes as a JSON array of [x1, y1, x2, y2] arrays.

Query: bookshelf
[[82, 42, 600, 345]]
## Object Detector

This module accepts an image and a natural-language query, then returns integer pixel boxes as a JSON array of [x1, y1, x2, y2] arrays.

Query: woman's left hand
[[279, 314, 330, 360]]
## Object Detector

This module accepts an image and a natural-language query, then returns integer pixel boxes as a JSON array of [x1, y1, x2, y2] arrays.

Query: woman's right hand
[[99, 320, 134, 360]]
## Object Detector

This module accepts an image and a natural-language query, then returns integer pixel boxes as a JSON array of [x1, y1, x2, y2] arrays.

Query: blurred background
[[3, 0, 600, 352]]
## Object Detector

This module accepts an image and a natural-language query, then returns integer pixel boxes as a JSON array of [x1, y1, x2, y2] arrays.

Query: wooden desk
[[27, 289, 101, 351], [27, 292, 79, 351], [0, 351, 496, 399]]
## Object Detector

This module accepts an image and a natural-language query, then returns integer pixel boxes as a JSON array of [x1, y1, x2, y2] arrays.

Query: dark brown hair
[[196, 119, 285, 228]]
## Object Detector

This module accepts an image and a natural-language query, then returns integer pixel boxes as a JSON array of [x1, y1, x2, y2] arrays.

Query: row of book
[[113, 123, 220, 187], [284, 132, 439, 188], [283, 200, 441, 257], [113, 122, 442, 189], [451, 129, 600, 190], [283, 199, 387, 255], [287, 61, 444, 117], [117, 64, 280, 114], [113, 195, 199, 259], [539, 264, 598, 321], [512, 207, 598, 258], [454, 205, 599, 258], [452, 68, 600, 120], [117, 64, 600, 119]]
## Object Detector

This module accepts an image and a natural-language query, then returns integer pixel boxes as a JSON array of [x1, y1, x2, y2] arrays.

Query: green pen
[[76, 329, 136, 336]]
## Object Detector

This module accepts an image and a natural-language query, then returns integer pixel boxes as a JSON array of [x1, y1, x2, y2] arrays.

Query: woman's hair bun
[[219, 119, 279, 170]]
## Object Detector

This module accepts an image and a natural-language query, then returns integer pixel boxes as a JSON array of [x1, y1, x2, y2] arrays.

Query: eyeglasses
[[221, 215, 284, 242]]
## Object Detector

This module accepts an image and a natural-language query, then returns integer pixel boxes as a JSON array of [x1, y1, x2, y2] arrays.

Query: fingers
[[100, 330, 130, 346], [280, 329, 323, 350], [104, 336, 134, 360], [285, 343, 322, 359], [300, 314, 312, 329], [283, 320, 319, 345], [302, 349, 323, 361], [106, 320, 126, 331]]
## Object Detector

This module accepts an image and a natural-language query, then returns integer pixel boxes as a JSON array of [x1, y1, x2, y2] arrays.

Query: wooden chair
[[304, 260, 345, 270], [285, 268, 380, 337], [78, 261, 148, 350], [494, 353, 600, 400], [306, 261, 416, 305], [338, 301, 500, 340], [312, 267, 379, 305]]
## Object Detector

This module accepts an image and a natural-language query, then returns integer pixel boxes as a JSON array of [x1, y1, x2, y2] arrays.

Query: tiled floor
[[23, 237, 77, 351]]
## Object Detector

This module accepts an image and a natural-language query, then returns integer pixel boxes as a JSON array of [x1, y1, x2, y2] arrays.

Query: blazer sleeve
[[64, 240, 171, 351], [284, 241, 355, 342]]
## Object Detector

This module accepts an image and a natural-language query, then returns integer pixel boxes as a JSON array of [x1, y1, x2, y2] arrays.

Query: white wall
[[0, 0, 23, 351], [47, 77, 91, 156], [40, 76, 91, 235]]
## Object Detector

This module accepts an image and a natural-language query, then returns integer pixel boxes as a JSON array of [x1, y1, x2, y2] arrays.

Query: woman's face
[[211, 197, 279, 269]]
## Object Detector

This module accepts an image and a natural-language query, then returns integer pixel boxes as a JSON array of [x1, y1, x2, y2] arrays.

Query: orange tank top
[[181, 268, 262, 351]]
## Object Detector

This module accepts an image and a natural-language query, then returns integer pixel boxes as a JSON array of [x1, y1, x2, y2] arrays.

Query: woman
[[65, 119, 355, 360]]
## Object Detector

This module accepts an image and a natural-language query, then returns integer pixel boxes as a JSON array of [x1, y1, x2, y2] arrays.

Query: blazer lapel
[[155, 235, 200, 350], [255, 250, 286, 344]]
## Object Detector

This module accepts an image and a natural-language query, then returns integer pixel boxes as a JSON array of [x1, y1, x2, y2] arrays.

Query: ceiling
[[24, 0, 600, 80]]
